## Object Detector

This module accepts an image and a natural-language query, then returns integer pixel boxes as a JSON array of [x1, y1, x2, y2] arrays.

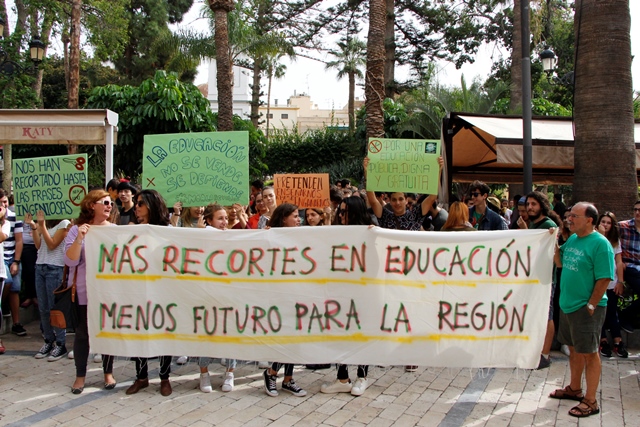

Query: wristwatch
[[587, 303, 595, 311]]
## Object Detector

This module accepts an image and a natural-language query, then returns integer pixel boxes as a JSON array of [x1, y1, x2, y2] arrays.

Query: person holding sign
[[257, 186, 277, 229], [64, 190, 117, 394], [247, 193, 267, 229], [262, 203, 307, 398], [125, 190, 174, 396], [30, 211, 71, 362]]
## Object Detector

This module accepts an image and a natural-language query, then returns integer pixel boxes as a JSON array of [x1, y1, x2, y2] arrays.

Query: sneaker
[[536, 355, 551, 370], [599, 341, 612, 357], [282, 379, 307, 397], [614, 341, 629, 358], [68, 350, 74, 359], [621, 321, 635, 334], [263, 369, 278, 397], [199, 372, 212, 393], [351, 377, 369, 396], [221, 372, 234, 392], [560, 345, 571, 357], [11, 323, 27, 336], [405, 365, 418, 372], [93, 354, 102, 363], [320, 379, 352, 394], [258, 361, 271, 369], [48, 344, 68, 362], [35, 342, 54, 359], [177, 355, 188, 365]]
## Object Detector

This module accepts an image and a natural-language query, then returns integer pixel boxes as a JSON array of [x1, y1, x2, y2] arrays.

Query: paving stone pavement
[[1, 320, 640, 426]]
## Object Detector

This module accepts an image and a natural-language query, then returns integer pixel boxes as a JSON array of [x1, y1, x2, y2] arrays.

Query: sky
[[180, 0, 640, 110]]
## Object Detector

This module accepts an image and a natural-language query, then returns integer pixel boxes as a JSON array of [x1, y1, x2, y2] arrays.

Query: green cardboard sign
[[143, 131, 250, 206], [366, 138, 440, 194], [13, 154, 88, 219]]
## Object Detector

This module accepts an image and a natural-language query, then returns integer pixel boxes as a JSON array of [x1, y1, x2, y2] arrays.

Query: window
[[281, 113, 289, 119], [267, 114, 273, 119]]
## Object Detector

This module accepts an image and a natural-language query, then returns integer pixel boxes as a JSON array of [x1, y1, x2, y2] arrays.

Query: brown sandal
[[569, 399, 600, 418], [549, 385, 584, 401]]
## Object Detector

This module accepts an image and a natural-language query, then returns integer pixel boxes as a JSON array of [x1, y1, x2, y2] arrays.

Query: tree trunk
[[348, 70, 355, 133], [212, 3, 234, 132], [250, 56, 263, 128], [67, 0, 82, 154], [0, 1, 9, 39], [384, 0, 395, 99], [266, 71, 272, 138], [365, 0, 386, 139], [32, 13, 54, 104], [509, 0, 522, 113], [572, 0, 636, 217]]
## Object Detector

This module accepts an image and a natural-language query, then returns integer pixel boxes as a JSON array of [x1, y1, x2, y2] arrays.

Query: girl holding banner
[[65, 190, 117, 394], [125, 190, 174, 397], [262, 203, 307, 398]]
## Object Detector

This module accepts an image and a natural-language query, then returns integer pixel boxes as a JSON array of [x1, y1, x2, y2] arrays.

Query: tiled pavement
[[1, 320, 640, 426]]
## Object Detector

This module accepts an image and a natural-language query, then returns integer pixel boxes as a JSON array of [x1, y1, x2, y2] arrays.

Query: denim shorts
[[4, 260, 22, 293]]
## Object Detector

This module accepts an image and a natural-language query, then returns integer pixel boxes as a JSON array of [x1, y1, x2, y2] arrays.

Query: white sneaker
[[320, 379, 352, 394], [561, 345, 570, 357], [199, 373, 212, 393], [177, 356, 188, 365], [68, 350, 74, 359], [258, 361, 270, 369], [351, 378, 368, 396], [221, 372, 234, 392], [93, 354, 102, 363]]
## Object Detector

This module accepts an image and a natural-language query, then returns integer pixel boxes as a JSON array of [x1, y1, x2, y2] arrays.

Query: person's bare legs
[[542, 320, 554, 355], [568, 346, 584, 391], [9, 292, 20, 325], [583, 352, 601, 402]]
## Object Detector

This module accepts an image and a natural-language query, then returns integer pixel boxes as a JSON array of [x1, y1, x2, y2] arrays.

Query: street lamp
[[0, 17, 46, 76], [540, 48, 574, 86]]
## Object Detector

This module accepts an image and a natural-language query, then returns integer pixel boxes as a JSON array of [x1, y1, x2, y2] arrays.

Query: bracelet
[[13, 260, 20, 264]]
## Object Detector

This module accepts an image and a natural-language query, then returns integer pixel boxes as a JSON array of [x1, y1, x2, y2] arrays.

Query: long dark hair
[[598, 211, 620, 247], [267, 203, 298, 228], [136, 190, 170, 226], [342, 197, 372, 226]]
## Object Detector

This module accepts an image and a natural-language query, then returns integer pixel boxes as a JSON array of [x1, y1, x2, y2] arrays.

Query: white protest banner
[[85, 227, 555, 369]]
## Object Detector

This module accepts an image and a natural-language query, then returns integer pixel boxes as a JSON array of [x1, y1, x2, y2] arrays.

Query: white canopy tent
[[0, 109, 118, 185]]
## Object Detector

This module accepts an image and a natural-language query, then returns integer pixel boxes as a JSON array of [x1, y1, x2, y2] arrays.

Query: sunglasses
[[136, 201, 146, 207], [98, 200, 114, 207], [470, 192, 482, 198]]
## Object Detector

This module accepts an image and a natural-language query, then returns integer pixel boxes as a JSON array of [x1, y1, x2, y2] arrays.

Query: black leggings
[[75, 305, 114, 377], [337, 364, 368, 380], [271, 362, 294, 377], [134, 357, 171, 380]]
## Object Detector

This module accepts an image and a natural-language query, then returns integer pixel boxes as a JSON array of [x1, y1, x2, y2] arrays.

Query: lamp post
[[540, 48, 575, 86], [521, 0, 532, 193], [0, 17, 46, 76]]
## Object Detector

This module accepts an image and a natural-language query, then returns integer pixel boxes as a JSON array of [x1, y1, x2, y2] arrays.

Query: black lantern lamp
[[0, 17, 46, 76], [540, 48, 574, 86]]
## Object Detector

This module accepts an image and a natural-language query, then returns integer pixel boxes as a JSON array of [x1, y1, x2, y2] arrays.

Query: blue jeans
[[4, 259, 22, 292], [35, 264, 65, 345]]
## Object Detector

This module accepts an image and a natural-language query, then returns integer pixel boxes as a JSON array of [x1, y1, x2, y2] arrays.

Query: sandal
[[569, 399, 600, 418], [549, 385, 584, 401]]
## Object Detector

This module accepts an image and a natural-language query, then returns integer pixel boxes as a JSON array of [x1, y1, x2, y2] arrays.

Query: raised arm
[[363, 157, 383, 218]]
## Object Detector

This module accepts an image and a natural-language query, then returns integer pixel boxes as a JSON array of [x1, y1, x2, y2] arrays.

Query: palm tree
[[325, 38, 367, 133], [365, 0, 386, 139], [209, 0, 235, 131], [572, 0, 636, 217], [264, 57, 286, 138]]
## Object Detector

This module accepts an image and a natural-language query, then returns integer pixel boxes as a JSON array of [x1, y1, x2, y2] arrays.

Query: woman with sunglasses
[[596, 212, 628, 358], [262, 203, 307, 398], [125, 190, 174, 396], [64, 190, 117, 394], [321, 196, 373, 396]]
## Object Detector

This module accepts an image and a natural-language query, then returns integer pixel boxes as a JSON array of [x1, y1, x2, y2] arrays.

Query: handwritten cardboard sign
[[366, 138, 440, 194], [142, 131, 250, 206], [13, 154, 88, 219], [274, 173, 330, 208], [86, 226, 555, 369]]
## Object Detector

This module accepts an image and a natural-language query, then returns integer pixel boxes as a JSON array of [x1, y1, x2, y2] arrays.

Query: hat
[[117, 181, 137, 194], [487, 196, 501, 211]]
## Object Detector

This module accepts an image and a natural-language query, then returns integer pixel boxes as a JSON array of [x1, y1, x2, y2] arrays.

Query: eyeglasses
[[470, 192, 482, 198], [98, 200, 114, 207], [634, 208, 640, 212], [136, 201, 146, 207]]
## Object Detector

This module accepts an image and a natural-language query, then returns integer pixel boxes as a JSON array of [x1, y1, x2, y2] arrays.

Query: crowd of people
[[0, 163, 636, 417]]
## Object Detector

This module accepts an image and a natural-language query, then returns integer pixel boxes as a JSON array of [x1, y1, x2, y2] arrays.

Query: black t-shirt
[[119, 205, 138, 225]]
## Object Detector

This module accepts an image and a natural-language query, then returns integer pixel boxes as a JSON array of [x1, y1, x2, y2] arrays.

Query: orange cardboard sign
[[274, 173, 330, 208]]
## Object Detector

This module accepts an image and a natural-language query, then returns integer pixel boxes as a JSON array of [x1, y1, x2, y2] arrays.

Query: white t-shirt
[[608, 242, 622, 290], [36, 220, 71, 267], [0, 220, 9, 279]]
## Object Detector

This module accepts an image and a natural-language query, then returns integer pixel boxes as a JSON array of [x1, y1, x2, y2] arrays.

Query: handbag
[[50, 266, 78, 329]]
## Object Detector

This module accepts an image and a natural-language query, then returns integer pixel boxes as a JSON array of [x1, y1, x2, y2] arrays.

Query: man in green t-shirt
[[550, 202, 614, 418], [525, 191, 558, 370]]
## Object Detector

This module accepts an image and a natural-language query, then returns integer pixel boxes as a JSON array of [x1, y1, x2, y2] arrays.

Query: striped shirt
[[3, 210, 23, 262], [618, 219, 640, 270]]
